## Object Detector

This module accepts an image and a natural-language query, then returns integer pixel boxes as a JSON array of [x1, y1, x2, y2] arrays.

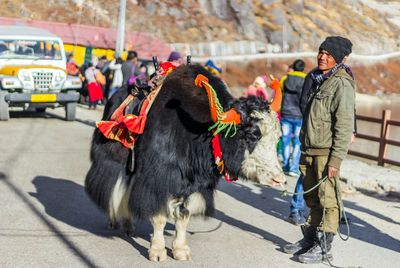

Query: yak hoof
[[107, 219, 118, 230], [124, 228, 134, 237], [122, 220, 134, 237], [148, 248, 167, 262], [173, 246, 192, 261]]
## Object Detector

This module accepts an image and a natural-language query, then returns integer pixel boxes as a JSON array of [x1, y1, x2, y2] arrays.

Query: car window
[[0, 39, 62, 60]]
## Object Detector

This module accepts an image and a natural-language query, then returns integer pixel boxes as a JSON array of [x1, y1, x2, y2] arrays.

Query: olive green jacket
[[300, 68, 355, 169]]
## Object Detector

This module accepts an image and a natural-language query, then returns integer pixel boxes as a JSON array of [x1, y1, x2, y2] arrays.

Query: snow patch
[[341, 159, 400, 194]]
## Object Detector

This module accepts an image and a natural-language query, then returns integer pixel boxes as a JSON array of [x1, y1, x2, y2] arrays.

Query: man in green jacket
[[283, 36, 355, 264]]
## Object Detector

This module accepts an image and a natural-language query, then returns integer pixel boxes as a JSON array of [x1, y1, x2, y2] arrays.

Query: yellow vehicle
[[0, 26, 82, 121]]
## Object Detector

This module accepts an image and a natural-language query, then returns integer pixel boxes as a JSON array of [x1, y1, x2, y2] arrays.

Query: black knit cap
[[319, 36, 353, 63]]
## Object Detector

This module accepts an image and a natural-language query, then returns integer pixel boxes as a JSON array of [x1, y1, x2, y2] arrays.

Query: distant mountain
[[2, 0, 399, 55]]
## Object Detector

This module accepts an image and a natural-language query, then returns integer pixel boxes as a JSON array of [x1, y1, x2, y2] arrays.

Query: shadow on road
[[29, 176, 178, 258], [0, 173, 97, 268], [344, 199, 400, 225], [30, 176, 294, 258], [9, 110, 53, 119], [340, 201, 400, 252], [217, 180, 294, 222], [30, 176, 114, 237], [29, 174, 400, 257], [215, 180, 293, 249], [213, 209, 290, 247], [217, 179, 400, 253]]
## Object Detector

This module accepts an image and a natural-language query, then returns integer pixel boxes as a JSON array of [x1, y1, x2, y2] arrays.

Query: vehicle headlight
[[54, 70, 66, 82]]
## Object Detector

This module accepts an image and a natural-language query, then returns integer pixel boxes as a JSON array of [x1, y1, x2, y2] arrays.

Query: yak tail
[[108, 171, 132, 223], [85, 160, 132, 218]]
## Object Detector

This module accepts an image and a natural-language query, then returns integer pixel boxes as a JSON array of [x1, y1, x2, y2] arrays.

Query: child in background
[[244, 75, 269, 101]]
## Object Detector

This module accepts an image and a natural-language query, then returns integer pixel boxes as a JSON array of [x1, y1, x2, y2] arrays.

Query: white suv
[[0, 26, 82, 121]]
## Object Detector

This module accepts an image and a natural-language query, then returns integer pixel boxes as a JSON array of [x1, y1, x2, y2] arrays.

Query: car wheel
[[65, 102, 77, 121], [35, 107, 47, 113], [0, 91, 10, 121]]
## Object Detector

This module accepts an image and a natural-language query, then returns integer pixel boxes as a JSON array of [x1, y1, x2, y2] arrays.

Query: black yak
[[85, 64, 285, 261]]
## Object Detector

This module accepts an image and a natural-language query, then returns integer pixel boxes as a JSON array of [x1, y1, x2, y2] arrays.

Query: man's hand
[[328, 166, 339, 179]]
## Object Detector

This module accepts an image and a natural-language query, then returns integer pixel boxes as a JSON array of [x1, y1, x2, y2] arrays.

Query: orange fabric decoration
[[96, 95, 148, 148], [159, 61, 176, 76], [96, 62, 172, 148], [196, 74, 240, 181], [195, 74, 241, 127], [96, 86, 161, 149], [269, 79, 282, 113], [195, 74, 217, 122], [221, 109, 241, 125]]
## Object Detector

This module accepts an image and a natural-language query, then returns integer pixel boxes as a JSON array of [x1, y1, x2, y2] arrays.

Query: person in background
[[204, 59, 222, 76], [108, 55, 123, 99], [96, 55, 108, 72], [244, 76, 269, 101], [279, 59, 307, 226], [77, 62, 89, 104], [66, 54, 79, 77], [280, 59, 306, 178], [167, 51, 184, 66], [135, 62, 149, 85], [122, 50, 140, 86], [84, 62, 105, 109], [138, 63, 148, 79], [100, 55, 113, 100], [276, 65, 294, 162], [283, 36, 355, 264]]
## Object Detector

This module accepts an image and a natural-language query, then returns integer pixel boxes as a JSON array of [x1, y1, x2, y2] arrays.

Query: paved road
[[0, 106, 399, 268]]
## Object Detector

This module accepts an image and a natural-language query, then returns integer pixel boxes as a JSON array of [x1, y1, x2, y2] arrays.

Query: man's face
[[317, 49, 336, 73]]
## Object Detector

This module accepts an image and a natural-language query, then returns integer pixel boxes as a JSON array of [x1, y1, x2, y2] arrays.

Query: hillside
[[2, 0, 400, 54], [1, 0, 400, 94]]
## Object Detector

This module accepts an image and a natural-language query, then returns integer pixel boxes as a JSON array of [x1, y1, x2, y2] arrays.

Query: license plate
[[31, 94, 57, 103]]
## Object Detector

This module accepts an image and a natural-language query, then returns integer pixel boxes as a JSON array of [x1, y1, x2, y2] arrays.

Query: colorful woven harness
[[96, 88, 159, 148], [96, 61, 176, 149], [194, 74, 241, 181], [96, 68, 242, 182]]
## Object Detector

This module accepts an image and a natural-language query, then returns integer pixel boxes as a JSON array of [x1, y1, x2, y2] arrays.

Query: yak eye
[[245, 126, 262, 153], [253, 127, 261, 138]]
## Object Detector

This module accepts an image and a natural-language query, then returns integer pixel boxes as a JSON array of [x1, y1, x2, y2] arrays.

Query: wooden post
[[378, 109, 391, 166]]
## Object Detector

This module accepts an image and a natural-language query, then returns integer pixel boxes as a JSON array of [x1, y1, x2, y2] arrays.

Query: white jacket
[[109, 60, 123, 88]]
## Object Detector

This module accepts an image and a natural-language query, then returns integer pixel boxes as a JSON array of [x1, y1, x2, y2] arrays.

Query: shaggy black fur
[[85, 87, 131, 212], [85, 64, 269, 220]]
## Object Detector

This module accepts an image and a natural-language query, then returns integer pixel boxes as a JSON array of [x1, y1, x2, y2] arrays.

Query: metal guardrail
[[170, 41, 281, 58], [171, 41, 400, 61], [348, 110, 400, 166]]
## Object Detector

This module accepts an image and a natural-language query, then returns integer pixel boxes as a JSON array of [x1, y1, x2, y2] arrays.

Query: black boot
[[298, 231, 334, 264], [283, 225, 317, 254]]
